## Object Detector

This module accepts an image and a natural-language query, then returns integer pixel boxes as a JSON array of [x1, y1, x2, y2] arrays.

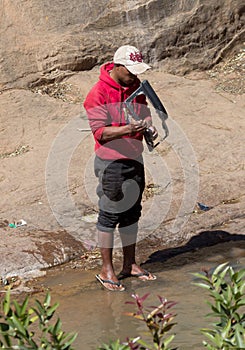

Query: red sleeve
[[84, 85, 108, 141]]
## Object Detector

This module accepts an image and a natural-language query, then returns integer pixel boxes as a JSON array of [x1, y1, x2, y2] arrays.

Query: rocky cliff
[[0, 0, 244, 282], [1, 0, 244, 90]]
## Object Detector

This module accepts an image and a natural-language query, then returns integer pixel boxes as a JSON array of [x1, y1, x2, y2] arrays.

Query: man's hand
[[101, 120, 157, 141], [128, 120, 147, 135]]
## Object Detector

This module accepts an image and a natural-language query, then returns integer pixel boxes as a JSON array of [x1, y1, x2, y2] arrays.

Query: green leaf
[[232, 269, 245, 283], [135, 337, 152, 348], [218, 265, 230, 280], [13, 299, 21, 317], [30, 307, 43, 324], [192, 282, 211, 290], [192, 272, 211, 283], [53, 317, 62, 335], [212, 262, 229, 276], [62, 332, 77, 348], [34, 300, 45, 314], [163, 333, 175, 347], [3, 291, 11, 316], [43, 292, 51, 307], [20, 296, 29, 316], [29, 314, 39, 324], [46, 303, 59, 318], [234, 327, 245, 349], [209, 290, 223, 301], [220, 319, 231, 338], [10, 313, 27, 336], [202, 331, 217, 345], [97, 339, 129, 350]]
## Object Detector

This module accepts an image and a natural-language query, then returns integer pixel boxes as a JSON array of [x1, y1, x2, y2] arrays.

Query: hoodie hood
[[99, 62, 119, 89]]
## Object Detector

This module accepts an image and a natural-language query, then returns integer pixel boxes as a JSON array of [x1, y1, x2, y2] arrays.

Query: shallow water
[[35, 239, 245, 350]]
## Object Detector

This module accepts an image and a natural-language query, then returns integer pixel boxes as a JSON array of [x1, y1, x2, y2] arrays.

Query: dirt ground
[[0, 49, 244, 292]]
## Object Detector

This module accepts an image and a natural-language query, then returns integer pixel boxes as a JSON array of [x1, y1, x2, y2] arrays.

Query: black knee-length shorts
[[94, 155, 145, 232]]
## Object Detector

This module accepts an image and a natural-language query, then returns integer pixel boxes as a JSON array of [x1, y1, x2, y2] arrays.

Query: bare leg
[[97, 230, 124, 291], [120, 229, 156, 281]]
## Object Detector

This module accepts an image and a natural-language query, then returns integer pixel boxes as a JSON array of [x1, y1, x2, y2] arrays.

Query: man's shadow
[[142, 230, 245, 271]]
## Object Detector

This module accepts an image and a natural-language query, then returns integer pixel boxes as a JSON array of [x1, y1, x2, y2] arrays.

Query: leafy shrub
[[193, 262, 245, 349], [0, 291, 77, 349]]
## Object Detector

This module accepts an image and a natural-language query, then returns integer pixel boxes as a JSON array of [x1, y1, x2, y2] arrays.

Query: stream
[[31, 237, 245, 350]]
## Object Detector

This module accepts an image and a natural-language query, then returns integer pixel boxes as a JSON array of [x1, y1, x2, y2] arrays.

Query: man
[[84, 45, 157, 291]]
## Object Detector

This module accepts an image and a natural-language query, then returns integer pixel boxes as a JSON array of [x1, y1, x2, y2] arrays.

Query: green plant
[[0, 291, 77, 349], [98, 293, 177, 350], [193, 262, 245, 350], [98, 338, 131, 350]]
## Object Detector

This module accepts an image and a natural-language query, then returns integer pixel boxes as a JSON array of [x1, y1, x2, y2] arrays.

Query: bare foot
[[119, 264, 156, 281], [96, 274, 125, 291]]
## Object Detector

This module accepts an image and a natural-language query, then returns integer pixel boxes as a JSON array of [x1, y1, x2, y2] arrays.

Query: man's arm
[[101, 120, 147, 141]]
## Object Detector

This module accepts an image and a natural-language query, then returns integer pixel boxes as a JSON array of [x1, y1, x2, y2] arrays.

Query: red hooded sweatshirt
[[84, 62, 152, 160]]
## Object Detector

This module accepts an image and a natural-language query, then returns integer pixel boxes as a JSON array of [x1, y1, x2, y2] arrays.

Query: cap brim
[[125, 63, 151, 75]]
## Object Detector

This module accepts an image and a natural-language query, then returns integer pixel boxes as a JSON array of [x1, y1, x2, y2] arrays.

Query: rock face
[[0, 0, 244, 90], [0, 0, 244, 282]]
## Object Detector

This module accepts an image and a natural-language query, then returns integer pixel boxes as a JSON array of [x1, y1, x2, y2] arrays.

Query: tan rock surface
[[0, 0, 244, 286], [1, 59, 244, 283]]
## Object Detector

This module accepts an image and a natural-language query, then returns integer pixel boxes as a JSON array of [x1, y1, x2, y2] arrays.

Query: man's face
[[114, 65, 137, 86]]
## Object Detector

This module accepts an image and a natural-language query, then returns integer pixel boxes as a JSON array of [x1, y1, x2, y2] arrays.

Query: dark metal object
[[124, 80, 169, 151]]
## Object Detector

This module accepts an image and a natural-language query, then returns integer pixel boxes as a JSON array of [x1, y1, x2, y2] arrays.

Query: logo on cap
[[129, 51, 143, 62], [129, 51, 143, 63]]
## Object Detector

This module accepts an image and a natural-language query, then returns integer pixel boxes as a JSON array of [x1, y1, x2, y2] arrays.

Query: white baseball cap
[[113, 45, 151, 75]]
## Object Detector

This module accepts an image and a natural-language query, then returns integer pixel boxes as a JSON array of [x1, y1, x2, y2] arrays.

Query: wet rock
[[0, 227, 86, 282]]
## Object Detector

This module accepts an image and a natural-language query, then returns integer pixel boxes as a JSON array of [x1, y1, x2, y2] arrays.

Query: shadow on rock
[[142, 230, 245, 270]]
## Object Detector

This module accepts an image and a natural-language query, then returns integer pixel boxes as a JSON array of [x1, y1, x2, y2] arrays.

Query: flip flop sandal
[[131, 269, 157, 280], [95, 274, 125, 292], [118, 269, 156, 281]]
